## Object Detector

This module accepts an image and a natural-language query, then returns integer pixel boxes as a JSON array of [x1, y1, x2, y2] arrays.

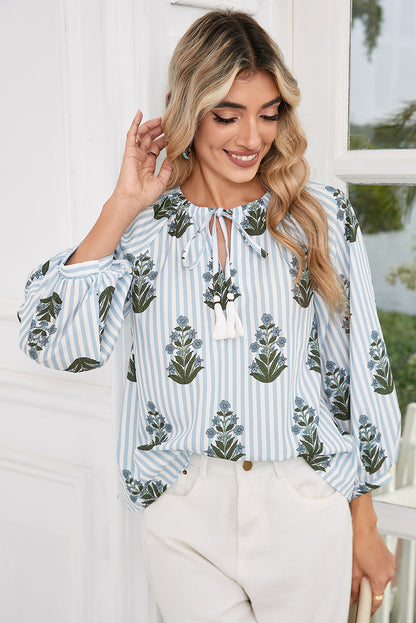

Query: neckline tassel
[[226, 293, 244, 338], [212, 295, 228, 340]]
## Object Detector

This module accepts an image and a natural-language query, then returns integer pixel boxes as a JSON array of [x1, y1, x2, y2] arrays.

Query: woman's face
[[192, 71, 281, 187]]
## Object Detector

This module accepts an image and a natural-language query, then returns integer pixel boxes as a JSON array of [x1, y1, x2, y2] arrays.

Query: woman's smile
[[224, 149, 260, 166]]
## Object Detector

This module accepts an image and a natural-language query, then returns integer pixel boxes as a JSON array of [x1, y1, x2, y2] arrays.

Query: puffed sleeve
[[312, 184, 401, 498], [17, 201, 166, 372], [17, 248, 132, 371]]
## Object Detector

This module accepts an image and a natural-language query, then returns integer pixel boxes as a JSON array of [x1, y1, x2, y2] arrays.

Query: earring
[[182, 144, 192, 160]]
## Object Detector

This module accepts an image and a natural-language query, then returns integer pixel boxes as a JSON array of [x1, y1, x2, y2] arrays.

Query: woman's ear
[[165, 91, 171, 106]]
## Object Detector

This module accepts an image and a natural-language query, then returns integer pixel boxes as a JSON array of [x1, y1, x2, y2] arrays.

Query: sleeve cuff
[[351, 468, 393, 498], [60, 249, 129, 278]]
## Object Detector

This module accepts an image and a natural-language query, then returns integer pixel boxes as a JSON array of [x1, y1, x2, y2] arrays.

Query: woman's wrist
[[350, 491, 378, 529], [66, 195, 141, 265]]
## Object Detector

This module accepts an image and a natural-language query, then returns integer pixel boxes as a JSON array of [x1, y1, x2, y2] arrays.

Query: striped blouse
[[18, 181, 401, 509]]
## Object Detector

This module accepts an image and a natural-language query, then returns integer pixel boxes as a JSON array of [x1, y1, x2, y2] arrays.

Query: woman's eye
[[262, 114, 279, 121], [212, 113, 236, 124]]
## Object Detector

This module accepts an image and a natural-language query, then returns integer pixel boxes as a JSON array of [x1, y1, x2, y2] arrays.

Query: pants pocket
[[165, 453, 201, 497], [273, 457, 337, 500]]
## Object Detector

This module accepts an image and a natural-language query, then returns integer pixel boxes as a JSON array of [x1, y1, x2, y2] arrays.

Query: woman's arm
[[18, 110, 172, 370], [350, 492, 395, 616], [67, 110, 172, 264]]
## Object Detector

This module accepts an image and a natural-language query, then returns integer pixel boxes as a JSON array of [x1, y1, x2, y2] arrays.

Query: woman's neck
[[180, 167, 267, 210]]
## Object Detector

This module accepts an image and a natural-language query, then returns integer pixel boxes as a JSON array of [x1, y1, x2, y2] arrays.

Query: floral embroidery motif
[[65, 357, 101, 372], [241, 198, 267, 236], [340, 274, 351, 334], [122, 470, 167, 506], [289, 256, 313, 308], [354, 482, 380, 496], [368, 331, 394, 395], [27, 292, 62, 360], [153, 194, 193, 238], [127, 352, 136, 382], [292, 397, 331, 471], [306, 320, 321, 373], [324, 360, 350, 420], [125, 252, 158, 313], [358, 414, 387, 474], [249, 314, 287, 383], [325, 186, 358, 243], [98, 286, 115, 339], [205, 400, 245, 460], [202, 259, 240, 311], [137, 401, 173, 451], [25, 260, 50, 290], [165, 316, 204, 384]]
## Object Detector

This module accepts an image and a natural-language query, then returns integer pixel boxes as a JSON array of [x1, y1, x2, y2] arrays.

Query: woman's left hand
[[350, 493, 396, 616]]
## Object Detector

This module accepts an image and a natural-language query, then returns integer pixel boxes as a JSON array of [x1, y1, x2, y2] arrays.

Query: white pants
[[141, 454, 352, 623]]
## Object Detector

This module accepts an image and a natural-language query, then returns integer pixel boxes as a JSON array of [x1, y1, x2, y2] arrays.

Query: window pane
[[349, 0, 416, 149]]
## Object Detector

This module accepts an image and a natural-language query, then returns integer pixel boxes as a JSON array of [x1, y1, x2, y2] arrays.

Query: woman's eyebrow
[[214, 97, 282, 110]]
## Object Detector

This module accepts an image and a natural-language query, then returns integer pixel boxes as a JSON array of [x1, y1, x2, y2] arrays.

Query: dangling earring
[[182, 143, 192, 160]]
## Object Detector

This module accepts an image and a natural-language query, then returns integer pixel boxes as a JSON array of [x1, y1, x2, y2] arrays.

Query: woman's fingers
[[350, 571, 361, 604], [156, 157, 172, 187], [135, 118, 163, 147], [126, 109, 144, 148], [144, 136, 166, 158]]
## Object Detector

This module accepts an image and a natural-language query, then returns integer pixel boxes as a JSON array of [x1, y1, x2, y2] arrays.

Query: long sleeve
[[312, 184, 401, 498], [18, 248, 132, 371]]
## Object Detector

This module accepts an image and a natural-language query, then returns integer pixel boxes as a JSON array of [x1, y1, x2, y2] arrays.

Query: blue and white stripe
[[18, 181, 402, 509]]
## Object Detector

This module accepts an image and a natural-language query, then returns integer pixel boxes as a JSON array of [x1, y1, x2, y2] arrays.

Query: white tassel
[[226, 293, 244, 338], [212, 295, 228, 340]]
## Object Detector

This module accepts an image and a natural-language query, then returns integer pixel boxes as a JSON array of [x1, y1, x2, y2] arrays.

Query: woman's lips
[[224, 150, 260, 167]]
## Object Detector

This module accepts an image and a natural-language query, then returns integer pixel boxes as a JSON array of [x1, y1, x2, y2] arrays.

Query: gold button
[[243, 461, 253, 471], [182, 469, 187, 475]]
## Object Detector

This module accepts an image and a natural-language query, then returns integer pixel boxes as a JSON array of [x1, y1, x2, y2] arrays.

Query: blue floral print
[[292, 397, 331, 471], [202, 259, 241, 310], [289, 255, 313, 308], [325, 186, 358, 242], [127, 351, 136, 382], [368, 331, 394, 395], [240, 198, 267, 235], [324, 360, 350, 421], [27, 293, 62, 360], [98, 286, 115, 339], [358, 414, 387, 475], [306, 320, 321, 373], [205, 400, 245, 460], [166, 316, 204, 384], [249, 314, 287, 383], [153, 193, 193, 238], [125, 252, 158, 313], [137, 401, 173, 451], [122, 469, 167, 506]]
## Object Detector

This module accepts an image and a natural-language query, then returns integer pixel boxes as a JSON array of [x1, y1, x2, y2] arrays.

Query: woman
[[19, 10, 399, 622]]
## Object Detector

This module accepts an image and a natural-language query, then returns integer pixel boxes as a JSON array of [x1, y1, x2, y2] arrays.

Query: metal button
[[243, 460, 253, 471], [182, 470, 187, 475]]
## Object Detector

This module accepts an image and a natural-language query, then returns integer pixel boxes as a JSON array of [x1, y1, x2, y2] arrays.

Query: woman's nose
[[235, 118, 261, 150]]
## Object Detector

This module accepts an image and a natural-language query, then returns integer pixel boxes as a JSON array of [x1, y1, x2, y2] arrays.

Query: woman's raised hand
[[112, 110, 173, 220], [65, 110, 172, 265]]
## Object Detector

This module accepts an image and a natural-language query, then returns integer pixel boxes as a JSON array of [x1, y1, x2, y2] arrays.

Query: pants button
[[243, 460, 253, 471]]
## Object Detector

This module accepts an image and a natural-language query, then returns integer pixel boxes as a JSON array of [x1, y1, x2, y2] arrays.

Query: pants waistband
[[188, 452, 303, 480]]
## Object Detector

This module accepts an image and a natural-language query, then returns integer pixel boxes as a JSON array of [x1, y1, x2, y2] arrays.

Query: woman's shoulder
[[118, 187, 186, 255], [306, 180, 357, 244], [306, 180, 349, 214]]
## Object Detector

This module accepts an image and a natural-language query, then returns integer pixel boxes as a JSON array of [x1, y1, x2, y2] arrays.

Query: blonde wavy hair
[[163, 10, 344, 313]]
